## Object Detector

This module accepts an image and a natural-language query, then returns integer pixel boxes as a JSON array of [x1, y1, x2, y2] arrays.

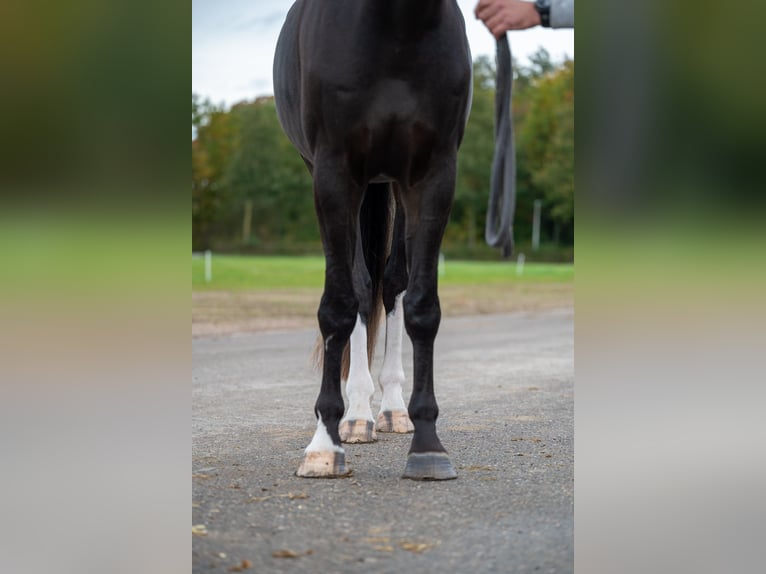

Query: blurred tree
[[527, 47, 555, 77], [517, 59, 574, 244], [452, 57, 496, 248], [192, 94, 235, 250], [224, 98, 315, 249]]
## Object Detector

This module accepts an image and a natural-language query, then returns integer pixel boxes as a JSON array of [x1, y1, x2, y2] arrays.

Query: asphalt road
[[193, 309, 573, 573]]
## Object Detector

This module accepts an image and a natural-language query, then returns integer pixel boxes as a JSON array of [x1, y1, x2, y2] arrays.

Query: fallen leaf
[[228, 559, 252, 572], [192, 524, 207, 537], [363, 537, 391, 544], [192, 474, 210, 479], [248, 492, 309, 502], [399, 541, 438, 553], [373, 545, 395, 552], [272, 549, 299, 559]]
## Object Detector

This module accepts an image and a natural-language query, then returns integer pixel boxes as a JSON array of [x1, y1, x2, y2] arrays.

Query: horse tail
[[312, 182, 394, 379]]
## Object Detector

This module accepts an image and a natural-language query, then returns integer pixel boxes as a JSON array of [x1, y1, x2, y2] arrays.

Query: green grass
[[437, 259, 573, 285], [192, 255, 326, 290], [192, 254, 573, 291], [0, 214, 187, 298]]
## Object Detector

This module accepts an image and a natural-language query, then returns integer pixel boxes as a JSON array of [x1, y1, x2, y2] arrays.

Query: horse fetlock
[[408, 423, 446, 456], [378, 372, 408, 413], [408, 402, 439, 425], [344, 367, 375, 420], [314, 398, 345, 426]]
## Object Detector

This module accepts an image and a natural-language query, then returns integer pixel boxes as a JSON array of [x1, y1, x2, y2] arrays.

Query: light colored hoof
[[376, 410, 415, 434], [296, 451, 352, 478], [402, 452, 457, 481], [339, 420, 377, 444]]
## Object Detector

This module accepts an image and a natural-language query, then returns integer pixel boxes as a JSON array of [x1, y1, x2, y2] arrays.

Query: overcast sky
[[192, 0, 574, 107]]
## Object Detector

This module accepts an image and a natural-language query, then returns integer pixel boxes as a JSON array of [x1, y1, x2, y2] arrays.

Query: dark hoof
[[296, 451, 352, 478], [402, 452, 457, 481], [339, 420, 377, 443], [376, 410, 415, 434]]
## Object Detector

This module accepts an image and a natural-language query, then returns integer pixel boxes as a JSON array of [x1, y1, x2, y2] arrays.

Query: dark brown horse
[[273, 0, 477, 480]]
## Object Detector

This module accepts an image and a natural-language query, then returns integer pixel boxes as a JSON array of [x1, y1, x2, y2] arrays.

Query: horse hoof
[[339, 420, 377, 443], [376, 410, 415, 434], [296, 451, 352, 478], [402, 452, 457, 481]]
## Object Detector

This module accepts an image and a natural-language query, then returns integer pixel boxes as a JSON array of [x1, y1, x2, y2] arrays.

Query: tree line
[[193, 48, 573, 260]]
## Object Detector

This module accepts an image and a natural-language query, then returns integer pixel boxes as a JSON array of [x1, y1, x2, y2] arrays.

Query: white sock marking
[[379, 292, 408, 413], [341, 314, 375, 423], [305, 415, 344, 454]]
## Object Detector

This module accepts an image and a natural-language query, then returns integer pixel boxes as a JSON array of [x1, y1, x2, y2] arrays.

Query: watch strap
[[535, 0, 551, 28]]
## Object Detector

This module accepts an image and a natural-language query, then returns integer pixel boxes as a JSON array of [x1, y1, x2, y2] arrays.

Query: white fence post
[[532, 199, 542, 251], [516, 252, 525, 276], [204, 250, 212, 283]]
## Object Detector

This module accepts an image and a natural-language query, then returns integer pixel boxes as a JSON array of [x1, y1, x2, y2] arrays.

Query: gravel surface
[[193, 309, 573, 573]]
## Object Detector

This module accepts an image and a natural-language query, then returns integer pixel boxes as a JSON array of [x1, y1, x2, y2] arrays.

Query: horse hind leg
[[339, 183, 392, 443], [338, 314, 377, 444], [377, 292, 415, 434], [377, 201, 414, 434]]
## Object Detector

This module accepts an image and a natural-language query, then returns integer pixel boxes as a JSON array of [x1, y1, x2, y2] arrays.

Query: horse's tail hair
[[312, 183, 394, 380]]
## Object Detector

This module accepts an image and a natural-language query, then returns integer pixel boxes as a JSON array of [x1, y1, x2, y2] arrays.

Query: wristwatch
[[534, 0, 551, 28]]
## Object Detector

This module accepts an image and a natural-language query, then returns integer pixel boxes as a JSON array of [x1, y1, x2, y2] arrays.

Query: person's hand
[[474, 0, 542, 39]]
